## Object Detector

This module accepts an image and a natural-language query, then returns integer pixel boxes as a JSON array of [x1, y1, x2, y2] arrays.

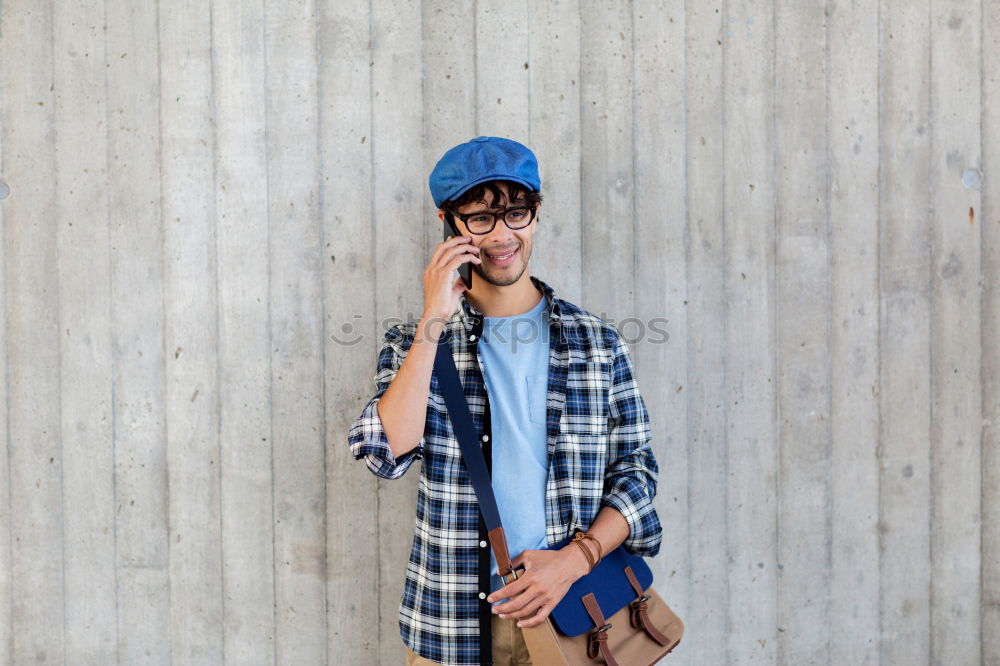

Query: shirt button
[[469, 334, 477, 341], [482, 435, 489, 442], [480, 540, 488, 548], [479, 592, 487, 600]]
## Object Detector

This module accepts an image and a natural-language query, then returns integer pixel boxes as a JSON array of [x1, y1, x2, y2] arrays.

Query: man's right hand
[[422, 234, 480, 339]]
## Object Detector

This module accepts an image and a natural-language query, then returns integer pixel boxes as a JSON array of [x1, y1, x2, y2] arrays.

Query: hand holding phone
[[443, 214, 474, 291], [421, 218, 481, 325]]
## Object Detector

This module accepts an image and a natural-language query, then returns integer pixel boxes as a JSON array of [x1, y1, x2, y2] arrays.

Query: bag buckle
[[502, 564, 525, 585], [587, 622, 612, 659], [630, 595, 650, 629]]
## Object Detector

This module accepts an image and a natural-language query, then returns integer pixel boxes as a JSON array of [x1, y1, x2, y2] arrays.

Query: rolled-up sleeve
[[347, 324, 425, 479], [601, 331, 662, 557]]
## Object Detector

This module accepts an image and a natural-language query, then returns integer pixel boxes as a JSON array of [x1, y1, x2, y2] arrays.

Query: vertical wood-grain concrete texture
[[324, 0, 378, 663], [723, 1, 778, 661], [160, 0, 225, 661], [214, 0, 276, 662], [775, 2, 830, 662], [683, 2, 728, 662], [55, 0, 118, 661], [879, 1, 933, 663], [0, 1, 996, 664], [107, 0, 171, 660], [828, 0, 880, 664], [983, 4, 1000, 665]]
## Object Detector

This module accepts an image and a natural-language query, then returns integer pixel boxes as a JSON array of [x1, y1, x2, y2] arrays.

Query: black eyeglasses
[[447, 205, 537, 235]]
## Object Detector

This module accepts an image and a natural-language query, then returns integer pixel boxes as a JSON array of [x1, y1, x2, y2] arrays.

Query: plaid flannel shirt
[[347, 275, 661, 666]]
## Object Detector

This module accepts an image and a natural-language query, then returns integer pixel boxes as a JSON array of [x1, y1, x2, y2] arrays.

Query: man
[[348, 136, 661, 665]]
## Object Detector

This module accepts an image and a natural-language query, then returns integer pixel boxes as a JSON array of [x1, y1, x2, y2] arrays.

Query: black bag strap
[[433, 333, 516, 577]]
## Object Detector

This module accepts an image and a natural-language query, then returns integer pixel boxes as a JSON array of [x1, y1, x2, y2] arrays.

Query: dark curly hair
[[439, 179, 543, 214]]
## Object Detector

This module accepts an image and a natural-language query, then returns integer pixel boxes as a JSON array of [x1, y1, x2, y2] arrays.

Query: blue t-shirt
[[478, 292, 551, 596]]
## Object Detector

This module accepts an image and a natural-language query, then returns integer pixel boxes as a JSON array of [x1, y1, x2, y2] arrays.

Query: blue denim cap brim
[[429, 136, 540, 208]]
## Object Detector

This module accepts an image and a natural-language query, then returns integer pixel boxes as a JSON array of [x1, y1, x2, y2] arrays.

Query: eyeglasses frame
[[444, 204, 538, 235]]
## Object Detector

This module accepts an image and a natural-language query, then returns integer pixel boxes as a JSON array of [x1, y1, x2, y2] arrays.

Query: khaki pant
[[404, 614, 532, 665]]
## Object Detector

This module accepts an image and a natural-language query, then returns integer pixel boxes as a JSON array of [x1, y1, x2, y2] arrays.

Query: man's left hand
[[486, 546, 591, 628]]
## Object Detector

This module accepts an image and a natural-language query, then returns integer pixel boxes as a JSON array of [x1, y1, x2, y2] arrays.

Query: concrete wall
[[0, 0, 996, 664]]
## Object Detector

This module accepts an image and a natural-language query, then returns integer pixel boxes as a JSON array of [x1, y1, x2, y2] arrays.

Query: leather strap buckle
[[588, 623, 612, 659], [502, 564, 525, 585], [630, 597, 649, 628]]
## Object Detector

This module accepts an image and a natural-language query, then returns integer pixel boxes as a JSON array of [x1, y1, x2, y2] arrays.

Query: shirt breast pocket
[[562, 361, 610, 433], [525, 373, 548, 426]]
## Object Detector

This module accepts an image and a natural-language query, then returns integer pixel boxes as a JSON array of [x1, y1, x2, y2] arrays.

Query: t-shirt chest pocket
[[525, 373, 548, 426]]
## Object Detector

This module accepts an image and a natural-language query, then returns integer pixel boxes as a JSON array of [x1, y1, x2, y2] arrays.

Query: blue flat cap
[[429, 136, 540, 208]]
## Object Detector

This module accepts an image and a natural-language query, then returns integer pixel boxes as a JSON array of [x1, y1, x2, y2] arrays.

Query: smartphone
[[443, 213, 473, 290]]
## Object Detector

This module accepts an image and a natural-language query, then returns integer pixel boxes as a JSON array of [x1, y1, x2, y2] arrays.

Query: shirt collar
[[456, 275, 563, 329]]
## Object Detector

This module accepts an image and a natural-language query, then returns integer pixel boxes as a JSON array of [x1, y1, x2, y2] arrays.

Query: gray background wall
[[0, 0, 996, 664]]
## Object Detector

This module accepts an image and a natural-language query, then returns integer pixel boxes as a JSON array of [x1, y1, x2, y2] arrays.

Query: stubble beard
[[473, 244, 528, 287]]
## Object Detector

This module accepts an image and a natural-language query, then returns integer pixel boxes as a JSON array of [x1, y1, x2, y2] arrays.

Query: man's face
[[442, 181, 539, 288]]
